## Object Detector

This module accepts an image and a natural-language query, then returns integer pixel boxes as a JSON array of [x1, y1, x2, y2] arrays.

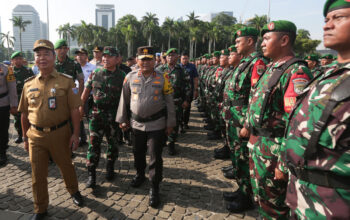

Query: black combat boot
[[86, 166, 96, 188], [15, 136, 23, 144], [0, 151, 7, 166], [149, 184, 160, 208], [168, 142, 176, 155], [106, 160, 115, 181]]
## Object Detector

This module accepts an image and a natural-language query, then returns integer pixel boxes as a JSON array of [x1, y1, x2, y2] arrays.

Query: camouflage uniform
[[85, 67, 126, 167], [246, 60, 313, 219], [157, 64, 191, 144], [13, 66, 34, 137], [281, 62, 350, 219], [55, 56, 84, 82], [223, 52, 267, 193]]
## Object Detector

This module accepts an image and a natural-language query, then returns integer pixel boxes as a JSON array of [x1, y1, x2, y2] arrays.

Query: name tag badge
[[48, 97, 56, 110]]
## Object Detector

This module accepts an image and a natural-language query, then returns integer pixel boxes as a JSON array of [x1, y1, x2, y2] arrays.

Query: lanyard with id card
[[48, 88, 57, 110]]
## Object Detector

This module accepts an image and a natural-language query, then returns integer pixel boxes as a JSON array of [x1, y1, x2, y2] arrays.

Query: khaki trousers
[[28, 123, 78, 213]]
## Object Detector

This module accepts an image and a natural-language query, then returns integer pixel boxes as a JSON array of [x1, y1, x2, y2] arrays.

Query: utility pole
[[47, 0, 49, 40]]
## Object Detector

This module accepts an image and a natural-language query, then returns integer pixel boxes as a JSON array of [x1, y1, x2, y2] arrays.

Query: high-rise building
[[40, 21, 47, 39], [95, 4, 115, 30], [199, 11, 234, 22], [0, 17, 2, 33], [12, 5, 44, 52]]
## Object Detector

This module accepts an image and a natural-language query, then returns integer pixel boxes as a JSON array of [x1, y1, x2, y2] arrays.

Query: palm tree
[[92, 26, 108, 47], [173, 21, 187, 53], [107, 26, 121, 48], [10, 16, 31, 52], [119, 15, 139, 57], [75, 21, 94, 48], [246, 14, 268, 33], [162, 17, 174, 49], [141, 12, 159, 46], [56, 23, 76, 48], [186, 11, 200, 58], [0, 32, 15, 60]]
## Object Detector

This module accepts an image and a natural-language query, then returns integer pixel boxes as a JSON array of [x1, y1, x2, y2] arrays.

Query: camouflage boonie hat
[[103, 47, 120, 56], [33, 39, 54, 51], [11, 51, 23, 59]]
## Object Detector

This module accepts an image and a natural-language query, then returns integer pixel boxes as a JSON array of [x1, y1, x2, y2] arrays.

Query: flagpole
[[47, 0, 49, 40]]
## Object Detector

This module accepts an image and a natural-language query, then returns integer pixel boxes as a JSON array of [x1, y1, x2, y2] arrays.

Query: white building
[[95, 4, 115, 31], [12, 5, 46, 52], [199, 11, 234, 22]]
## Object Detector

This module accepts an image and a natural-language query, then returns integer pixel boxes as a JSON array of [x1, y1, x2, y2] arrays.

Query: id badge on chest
[[48, 88, 57, 110]]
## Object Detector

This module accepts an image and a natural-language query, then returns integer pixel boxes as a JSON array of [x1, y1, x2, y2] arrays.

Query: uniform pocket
[[27, 91, 41, 108]]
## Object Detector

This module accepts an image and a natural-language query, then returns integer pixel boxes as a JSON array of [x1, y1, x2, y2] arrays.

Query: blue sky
[[1, 0, 325, 48]]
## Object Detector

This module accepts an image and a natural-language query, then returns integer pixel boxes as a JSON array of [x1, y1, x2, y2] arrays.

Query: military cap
[[93, 46, 103, 52], [54, 39, 68, 49], [321, 54, 334, 59], [221, 49, 230, 56], [137, 46, 154, 59], [304, 54, 319, 61], [166, 48, 178, 56], [190, 58, 194, 62], [212, 51, 221, 58], [11, 51, 23, 59], [234, 27, 259, 39], [33, 39, 54, 51], [228, 45, 237, 52], [102, 46, 120, 57], [205, 54, 211, 59], [75, 48, 88, 55], [261, 20, 297, 36], [324, 0, 350, 16]]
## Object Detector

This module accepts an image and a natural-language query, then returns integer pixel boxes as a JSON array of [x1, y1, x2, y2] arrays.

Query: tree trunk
[[213, 39, 216, 51], [127, 39, 132, 58], [208, 39, 212, 54], [189, 39, 193, 59], [19, 30, 22, 52], [7, 40, 10, 60], [178, 39, 181, 54], [148, 34, 152, 46], [168, 32, 171, 49], [194, 41, 197, 58]]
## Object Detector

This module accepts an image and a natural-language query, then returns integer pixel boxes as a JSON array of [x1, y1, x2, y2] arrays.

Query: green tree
[[10, 16, 31, 52], [294, 29, 321, 57], [92, 26, 108, 47], [212, 12, 237, 26], [246, 14, 268, 33], [56, 23, 76, 48], [186, 11, 200, 58], [141, 12, 159, 46], [118, 14, 139, 57], [75, 21, 94, 48], [173, 21, 187, 53], [162, 17, 175, 49], [0, 31, 15, 60]]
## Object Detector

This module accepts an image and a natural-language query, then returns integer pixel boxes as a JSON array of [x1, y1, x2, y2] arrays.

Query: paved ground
[[0, 106, 258, 220]]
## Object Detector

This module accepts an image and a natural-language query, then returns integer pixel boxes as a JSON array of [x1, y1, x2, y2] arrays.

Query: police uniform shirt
[[116, 70, 176, 131], [18, 69, 81, 128], [0, 64, 18, 107]]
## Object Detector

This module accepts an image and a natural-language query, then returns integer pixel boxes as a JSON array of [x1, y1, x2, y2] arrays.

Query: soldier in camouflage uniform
[[80, 47, 126, 188], [305, 54, 322, 77], [220, 28, 268, 212], [198, 55, 209, 113], [320, 53, 334, 66], [156, 48, 191, 155], [10, 51, 34, 143], [278, 1, 350, 219], [242, 21, 313, 219]]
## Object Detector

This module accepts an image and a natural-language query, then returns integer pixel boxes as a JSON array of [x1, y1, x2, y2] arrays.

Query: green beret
[[324, 0, 350, 16], [234, 27, 259, 39], [202, 54, 209, 59], [11, 51, 23, 59], [261, 20, 297, 36], [228, 45, 237, 52], [321, 54, 334, 59], [166, 48, 178, 55], [103, 46, 120, 57], [304, 54, 319, 62], [212, 51, 221, 58], [54, 39, 68, 49], [221, 49, 230, 56]]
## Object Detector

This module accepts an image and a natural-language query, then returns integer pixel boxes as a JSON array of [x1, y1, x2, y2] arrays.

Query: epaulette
[[24, 75, 36, 82], [60, 73, 73, 79]]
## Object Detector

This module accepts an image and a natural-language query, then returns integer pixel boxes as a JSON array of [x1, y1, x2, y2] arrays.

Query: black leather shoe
[[184, 124, 189, 129], [221, 165, 234, 172], [214, 150, 230, 159], [149, 187, 160, 208], [30, 212, 47, 220], [105, 160, 115, 181], [223, 169, 235, 179], [223, 190, 242, 201], [86, 167, 96, 188], [226, 195, 254, 213], [130, 174, 146, 187], [215, 145, 230, 153], [71, 191, 84, 207], [0, 152, 7, 166], [168, 142, 177, 156], [15, 136, 23, 144]]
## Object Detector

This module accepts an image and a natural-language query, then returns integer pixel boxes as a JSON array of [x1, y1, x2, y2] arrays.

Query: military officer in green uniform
[[11, 51, 34, 143], [80, 47, 126, 188], [277, 1, 350, 219], [321, 53, 334, 66], [304, 54, 322, 77], [156, 48, 191, 155]]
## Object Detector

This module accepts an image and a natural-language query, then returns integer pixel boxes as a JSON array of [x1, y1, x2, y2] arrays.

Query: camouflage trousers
[[14, 113, 22, 136], [286, 174, 350, 220], [87, 112, 119, 167], [248, 135, 289, 220], [168, 105, 182, 143], [225, 121, 238, 174]]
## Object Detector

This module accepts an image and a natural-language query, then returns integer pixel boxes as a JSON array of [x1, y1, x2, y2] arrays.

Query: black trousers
[[0, 106, 10, 153], [132, 128, 165, 185], [183, 96, 193, 125]]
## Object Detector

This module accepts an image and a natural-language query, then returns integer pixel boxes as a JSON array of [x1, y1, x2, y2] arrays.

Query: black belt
[[288, 162, 350, 189], [132, 108, 166, 123], [31, 120, 68, 133], [251, 127, 285, 138], [0, 92, 8, 99]]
